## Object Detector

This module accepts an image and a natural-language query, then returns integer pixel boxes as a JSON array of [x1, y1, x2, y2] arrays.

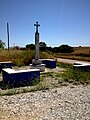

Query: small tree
[[52, 47, 58, 53], [46, 46, 53, 51], [0, 40, 5, 49], [39, 42, 47, 51], [26, 44, 35, 50], [58, 44, 74, 53]]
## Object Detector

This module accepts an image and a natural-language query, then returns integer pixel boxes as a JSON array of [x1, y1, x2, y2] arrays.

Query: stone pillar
[[33, 32, 41, 65], [35, 32, 39, 60]]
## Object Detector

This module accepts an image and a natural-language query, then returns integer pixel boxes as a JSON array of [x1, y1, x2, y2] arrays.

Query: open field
[[0, 46, 90, 66], [73, 46, 90, 54], [55, 46, 90, 62]]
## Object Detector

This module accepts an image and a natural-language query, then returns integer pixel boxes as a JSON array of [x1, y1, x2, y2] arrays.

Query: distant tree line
[[0, 39, 74, 53], [26, 42, 74, 53]]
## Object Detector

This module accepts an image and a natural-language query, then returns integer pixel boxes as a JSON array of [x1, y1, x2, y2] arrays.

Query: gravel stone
[[0, 85, 90, 120]]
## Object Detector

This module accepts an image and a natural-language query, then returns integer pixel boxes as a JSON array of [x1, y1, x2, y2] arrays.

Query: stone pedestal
[[32, 59, 42, 65], [30, 63, 45, 72], [30, 59, 45, 72]]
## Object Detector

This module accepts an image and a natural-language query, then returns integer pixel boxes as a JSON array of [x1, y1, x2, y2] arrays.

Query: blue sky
[[0, 0, 90, 47]]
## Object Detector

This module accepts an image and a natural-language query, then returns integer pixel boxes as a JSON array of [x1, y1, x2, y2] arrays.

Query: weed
[[57, 62, 72, 68], [60, 67, 90, 84]]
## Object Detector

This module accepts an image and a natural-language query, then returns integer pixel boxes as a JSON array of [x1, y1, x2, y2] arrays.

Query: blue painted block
[[42, 59, 56, 68], [0, 62, 12, 73], [2, 68, 40, 87], [2, 63, 12, 68], [73, 62, 90, 72], [73, 65, 90, 72], [0, 64, 2, 73]]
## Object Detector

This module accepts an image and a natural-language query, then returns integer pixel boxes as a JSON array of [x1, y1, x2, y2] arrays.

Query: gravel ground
[[0, 85, 90, 120], [0, 66, 90, 120]]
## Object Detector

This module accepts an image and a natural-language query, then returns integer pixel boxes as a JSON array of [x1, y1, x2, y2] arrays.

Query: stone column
[[35, 32, 39, 60], [33, 32, 41, 65]]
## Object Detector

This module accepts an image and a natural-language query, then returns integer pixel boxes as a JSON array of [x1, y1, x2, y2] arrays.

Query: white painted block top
[[73, 64, 90, 67], [74, 62, 90, 66], [0, 61, 12, 64], [2, 68, 40, 74], [2, 68, 15, 73], [40, 59, 56, 61]]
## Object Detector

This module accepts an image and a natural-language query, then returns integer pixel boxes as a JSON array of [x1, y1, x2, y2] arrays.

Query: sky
[[0, 0, 90, 48]]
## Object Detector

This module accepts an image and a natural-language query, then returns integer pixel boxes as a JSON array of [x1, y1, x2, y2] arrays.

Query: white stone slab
[[30, 64, 45, 72], [2, 68, 15, 73], [40, 59, 56, 61], [74, 62, 90, 65], [73, 64, 90, 67], [0, 61, 12, 64], [3, 68, 40, 74]]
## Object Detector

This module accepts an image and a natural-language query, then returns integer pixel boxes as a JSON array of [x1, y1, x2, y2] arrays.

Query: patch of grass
[[41, 72, 59, 80], [56, 62, 90, 85], [59, 67, 90, 85], [57, 62, 72, 68], [34, 80, 50, 91], [41, 72, 54, 77], [0, 75, 50, 96]]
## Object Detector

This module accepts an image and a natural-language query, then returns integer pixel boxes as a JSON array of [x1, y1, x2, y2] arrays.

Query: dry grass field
[[0, 47, 90, 66], [55, 46, 90, 62], [0, 49, 53, 66], [73, 46, 90, 54]]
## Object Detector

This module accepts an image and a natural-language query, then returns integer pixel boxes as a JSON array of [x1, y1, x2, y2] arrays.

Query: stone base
[[32, 59, 42, 65], [30, 64, 45, 72]]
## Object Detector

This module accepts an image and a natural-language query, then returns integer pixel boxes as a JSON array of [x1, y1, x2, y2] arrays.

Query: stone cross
[[34, 21, 41, 63], [30, 21, 45, 71], [34, 21, 40, 33]]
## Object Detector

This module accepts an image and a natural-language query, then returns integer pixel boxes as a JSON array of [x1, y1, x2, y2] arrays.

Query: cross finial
[[34, 21, 40, 33]]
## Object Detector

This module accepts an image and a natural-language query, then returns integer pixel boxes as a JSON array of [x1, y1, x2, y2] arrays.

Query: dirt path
[[57, 58, 90, 65]]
